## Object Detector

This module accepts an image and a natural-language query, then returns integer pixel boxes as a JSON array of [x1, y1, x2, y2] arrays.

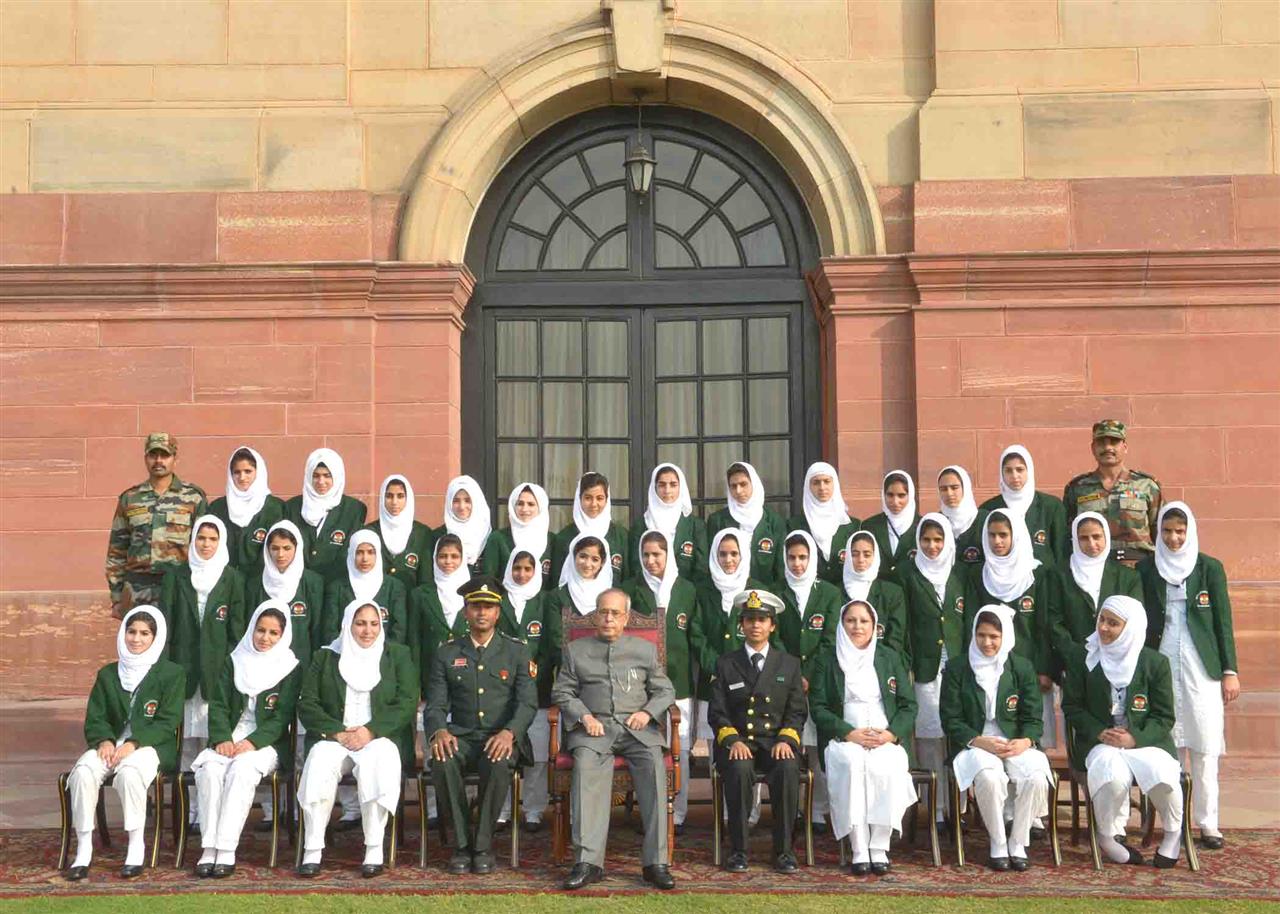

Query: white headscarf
[[261, 520, 305, 602], [188, 514, 230, 610], [502, 549, 543, 622], [913, 513, 956, 603], [231, 599, 298, 698], [327, 598, 385, 692], [1154, 501, 1199, 587], [980, 509, 1040, 602], [835, 600, 881, 704], [725, 462, 765, 536], [968, 603, 1017, 719], [300, 448, 346, 530], [782, 530, 818, 613], [882, 470, 917, 538], [1086, 595, 1148, 690], [560, 532, 613, 615], [377, 474, 415, 557], [1069, 511, 1111, 608], [801, 461, 850, 559], [938, 465, 980, 537], [997, 445, 1036, 518], [444, 475, 492, 567], [643, 464, 692, 540], [709, 527, 752, 614], [224, 446, 271, 528], [116, 606, 169, 693], [433, 536, 470, 628], [638, 529, 678, 609], [346, 528, 385, 604], [507, 482, 551, 560], [571, 473, 613, 539], [841, 530, 880, 604]]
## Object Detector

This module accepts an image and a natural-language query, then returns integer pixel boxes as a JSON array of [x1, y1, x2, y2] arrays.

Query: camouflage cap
[[144, 432, 177, 455], [1092, 419, 1126, 441], [734, 589, 784, 618]]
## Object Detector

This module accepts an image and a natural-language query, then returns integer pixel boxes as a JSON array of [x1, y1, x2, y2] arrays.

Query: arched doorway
[[463, 106, 821, 529]]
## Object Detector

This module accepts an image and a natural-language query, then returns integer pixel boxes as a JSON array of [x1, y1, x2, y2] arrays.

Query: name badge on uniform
[[729, 681, 745, 691], [775, 675, 785, 682], [452, 657, 468, 668]]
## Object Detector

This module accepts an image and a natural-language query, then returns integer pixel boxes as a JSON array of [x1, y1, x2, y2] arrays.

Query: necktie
[[751, 652, 764, 674]]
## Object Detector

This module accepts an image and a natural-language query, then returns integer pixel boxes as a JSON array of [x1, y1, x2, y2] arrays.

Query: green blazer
[[808, 645, 916, 764], [624, 577, 700, 700], [83, 660, 186, 771], [208, 495, 287, 574], [856, 513, 916, 585], [689, 577, 773, 690], [902, 562, 968, 683], [1051, 560, 1142, 665], [319, 576, 409, 652], [297, 643, 417, 769], [480, 528, 553, 588], [206, 658, 303, 770], [776, 579, 842, 682], [550, 521, 632, 585], [955, 510, 990, 567], [243, 569, 325, 671], [862, 578, 908, 658], [409, 583, 471, 696], [284, 495, 369, 582], [628, 514, 710, 584], [1061, 646, 1177, 770], [939, 652, 1044, 763], [786, 517, 861, 587], [160, 565, 247, 701], [979, 492, 1069, 568], [964, 563, 1058, 677], [1136, 553, 1238, 679], [497, 589, 563, 708], [705, 506, 787, 586], [364, 519, 435, 590]]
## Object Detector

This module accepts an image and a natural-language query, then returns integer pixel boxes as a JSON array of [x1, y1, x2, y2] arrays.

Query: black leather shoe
[[336, 817, 361, 832], [870, 859, 892, 876], [673, 822, 685, 837], [522, 818, 543, 834], [119, 864, 144, 879], [1153, 852, 1179, 869], [849, 861, 871, 876], [495, 819, 510, 833], [195, 862, 215, 878], [812, 821, 828, 835], [1030, 823, 1046, 841], [1123, 846, 1146, 865], [988, 856, 1010, 872], [1200, 833, 1225, 850], [642, 864, 675, 890], [563, 862, 604, 890], [1010, 856, 1029, 872], [295, 862, 321, 877], [361, 863, 385, 878], [64, 866, 89, 881], [471, 852, 494, 874], [774, 852, 798, 874], [254, 818, 274, 833], [211, 863, 236, 878], [447, 852, 472, 875], [723, 851, 748, 873]]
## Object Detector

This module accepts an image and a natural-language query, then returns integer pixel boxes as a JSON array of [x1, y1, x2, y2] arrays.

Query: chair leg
[[96, 792, 111, 848], [269, 773, 280, 869], [1070, 775, 1081, 846], [711, 766, 722, 867], [149, 776, 164, 869], [294, 772, 305, 870], [57, 773, 72, 871], [417, 774, 428, 870], [174, 777, 189, 869], [667, 793, 675, 867], [839, 834, 848, 867], [1048, 771, 1062, 867], [950, 774, 965, 868], [1140, 791, 1156, 848], [1182, 773, 1200, 872], [804, 768, 814, 867], [388, 791, 399, 870], [511, 772, 521, 869], [1084, 790, 1103, 871]]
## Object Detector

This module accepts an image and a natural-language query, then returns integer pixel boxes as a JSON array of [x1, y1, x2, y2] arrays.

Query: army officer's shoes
[[563, 862, 604, 890], [723, 850, 748, 872], [774, 852, 798, 874], [447, 851, 472, 875], [642, 863, 675, 890], [471, 852, 494, 874]]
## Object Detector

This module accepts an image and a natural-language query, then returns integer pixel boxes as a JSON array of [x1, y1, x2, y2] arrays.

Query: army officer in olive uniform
[[708, 589, 808, 874], [427, 576, 537, 875], [1063, 420, 1161, 567]]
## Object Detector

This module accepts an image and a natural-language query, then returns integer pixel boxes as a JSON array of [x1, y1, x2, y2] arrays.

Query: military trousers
[[715, 741, 799, 856], [431, 734, 517, 854]]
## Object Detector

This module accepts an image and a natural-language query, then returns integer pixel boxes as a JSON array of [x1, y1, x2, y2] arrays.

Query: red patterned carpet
[[1, 816, 1275, 901]]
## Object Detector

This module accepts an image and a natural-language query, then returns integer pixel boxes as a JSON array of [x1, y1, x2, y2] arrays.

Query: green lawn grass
[[3, 896, 1277, 914]]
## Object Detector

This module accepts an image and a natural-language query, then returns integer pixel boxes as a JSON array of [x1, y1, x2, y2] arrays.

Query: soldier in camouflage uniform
[[105, 433, 208, 618], [1062, 420, 1161, 567]]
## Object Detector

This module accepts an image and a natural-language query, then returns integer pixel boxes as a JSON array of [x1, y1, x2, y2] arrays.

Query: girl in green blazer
[[366, 474, 434, 590], [296, 599, 418, 877], [409, 534, 472, 696], [482, 482, 553, 588], [938, 465, 988, 567], [1061, 595, 1184, 868], [65, 608, 185, 880], [245, 520, 325, 672], [629, 464, 709, 585], [208, 446, 286, 574], [1138, 501, 1239, 848], [940, 603, 1053, 870], [160, 514, 246, 780], [841, 530, 908, 656], [284, 448, 368, 582], [859, 470, 918, 585], [434, 474, 492, 579], [190, 600, 302, 876], [1053, 512, 1142, 664], [788, 461, 860, 586], [550, 472, 632, 584], [319, 529, 409, 652], [979, 445, 1069, 568], [809, 599, 916, 875], [704, 461, 786, 586]]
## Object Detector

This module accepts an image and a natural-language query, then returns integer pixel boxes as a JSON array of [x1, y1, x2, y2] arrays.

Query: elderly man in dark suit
[[550, 587, 677, 891]]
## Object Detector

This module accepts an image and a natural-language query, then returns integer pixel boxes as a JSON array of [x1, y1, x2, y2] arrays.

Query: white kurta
[[824, 694, 917, 841], [913, 645, 946, 738], [1159, 584, 1225, 757]]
